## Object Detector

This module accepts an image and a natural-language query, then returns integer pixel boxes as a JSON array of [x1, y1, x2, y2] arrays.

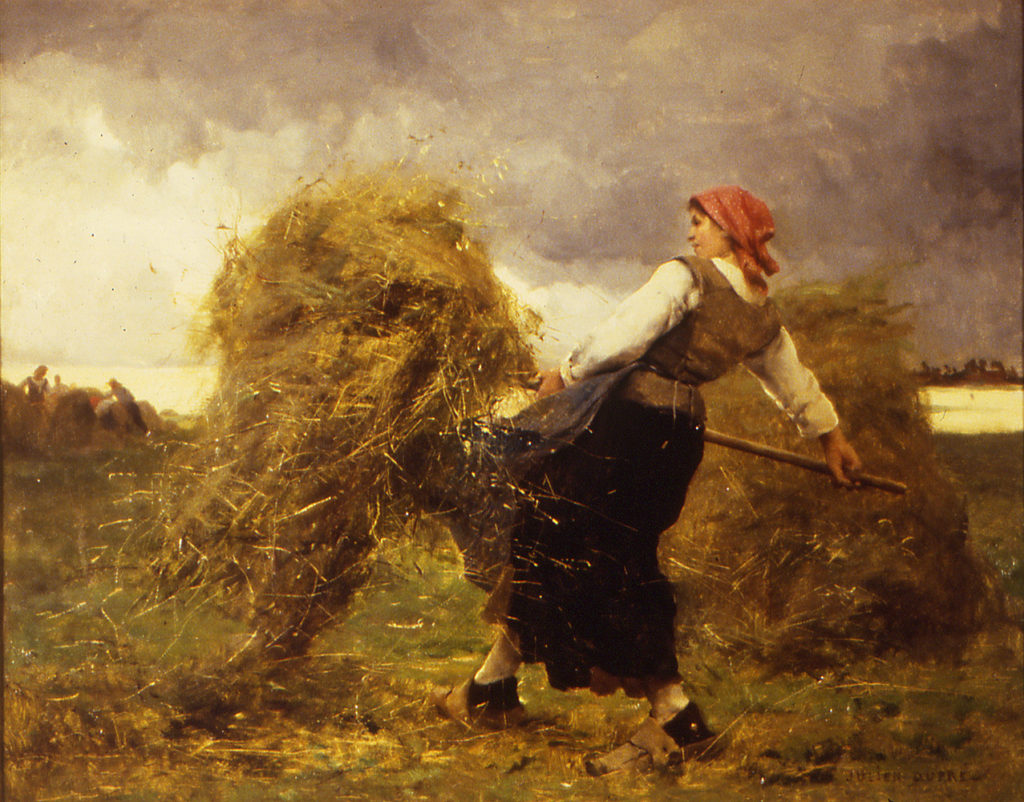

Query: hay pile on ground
[[1, 380, 42, 452], [2, 381, 164, 453], [149, 170, 535, 672], [664, 273, 1008, 672]]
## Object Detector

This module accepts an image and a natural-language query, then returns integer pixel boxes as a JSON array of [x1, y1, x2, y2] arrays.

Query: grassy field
[[4, 432, 1022, 801]]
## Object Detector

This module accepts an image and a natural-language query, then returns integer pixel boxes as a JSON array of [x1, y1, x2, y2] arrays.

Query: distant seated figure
[[99, 378, 149, 434], [18, 365, 49, 405]]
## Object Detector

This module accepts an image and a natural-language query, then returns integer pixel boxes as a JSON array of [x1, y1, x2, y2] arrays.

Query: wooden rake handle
[[703, 428, 908, 495]]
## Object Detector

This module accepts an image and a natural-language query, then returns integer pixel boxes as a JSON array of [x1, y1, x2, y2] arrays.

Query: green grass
[[4, 433, 1023, 801], [933, 433, 1024, 600]]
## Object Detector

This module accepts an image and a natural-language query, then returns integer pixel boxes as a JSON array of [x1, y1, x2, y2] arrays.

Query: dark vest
[[620, 256, 782, 415]]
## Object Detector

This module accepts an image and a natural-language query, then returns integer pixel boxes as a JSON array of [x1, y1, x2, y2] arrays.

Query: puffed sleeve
[[560, 260, 700, 384], [744, 327, 839, 438]]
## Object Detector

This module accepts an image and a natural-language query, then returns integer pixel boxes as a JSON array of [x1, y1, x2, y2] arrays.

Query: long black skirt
[[505, 392, 704, 691]]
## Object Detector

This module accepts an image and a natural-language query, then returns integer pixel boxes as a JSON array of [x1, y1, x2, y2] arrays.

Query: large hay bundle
[[665, 274, 1005, 671], [151, 171, 535, 664], [49, 389, 99, 449]]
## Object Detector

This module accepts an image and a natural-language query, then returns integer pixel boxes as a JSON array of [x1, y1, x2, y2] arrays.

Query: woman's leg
[[645, 676, 691, 722], [585, 677, 716, 775], [644, 676, 717, 756], [432, 627, 524, 727], [473, 628, 521, 684]]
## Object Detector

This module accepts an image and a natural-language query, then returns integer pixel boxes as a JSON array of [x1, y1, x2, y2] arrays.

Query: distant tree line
[[915, 358, 1022, 386]]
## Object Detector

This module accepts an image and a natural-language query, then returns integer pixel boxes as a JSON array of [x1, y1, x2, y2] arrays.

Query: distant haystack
[[150, 169, 536, 666], [2, 380, 40, 453], [48, 389, 98, 449]]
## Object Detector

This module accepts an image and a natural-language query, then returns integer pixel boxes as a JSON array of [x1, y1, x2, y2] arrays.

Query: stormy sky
[[2, 0, 1021, 371]]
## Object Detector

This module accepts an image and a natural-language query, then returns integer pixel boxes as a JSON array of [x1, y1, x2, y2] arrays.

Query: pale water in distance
[[919, 385, 1024, 434]]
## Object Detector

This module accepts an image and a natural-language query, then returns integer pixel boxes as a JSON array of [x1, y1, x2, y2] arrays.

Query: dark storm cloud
[[2, 0, 1020, 366], [889, 20, 1022, 226]]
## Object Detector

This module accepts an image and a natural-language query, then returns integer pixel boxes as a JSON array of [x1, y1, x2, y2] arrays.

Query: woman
[[18, 365, 50, 405], [433, 185, 862, 774]]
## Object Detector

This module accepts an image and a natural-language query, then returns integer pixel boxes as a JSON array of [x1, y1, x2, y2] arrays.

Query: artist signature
[[839, 767, 987, 784]]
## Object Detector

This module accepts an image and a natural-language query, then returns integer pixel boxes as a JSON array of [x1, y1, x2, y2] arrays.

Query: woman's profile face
[[688, 207, 733, 261]]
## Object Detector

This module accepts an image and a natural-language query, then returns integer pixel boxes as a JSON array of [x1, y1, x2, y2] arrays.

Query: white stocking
[[473, 630, 522, 684], [648, 682, 691, 723]]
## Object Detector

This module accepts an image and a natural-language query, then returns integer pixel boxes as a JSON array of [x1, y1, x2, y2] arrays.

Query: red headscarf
[[690, 185, 780, 292]]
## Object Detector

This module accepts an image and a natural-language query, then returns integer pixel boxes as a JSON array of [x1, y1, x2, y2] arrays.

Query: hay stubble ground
[[4, 431, 1021, 801]]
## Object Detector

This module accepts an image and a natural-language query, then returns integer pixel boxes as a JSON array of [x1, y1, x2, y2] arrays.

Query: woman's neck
[[718, 249, 769, 297], [712, 255, 769, 303]]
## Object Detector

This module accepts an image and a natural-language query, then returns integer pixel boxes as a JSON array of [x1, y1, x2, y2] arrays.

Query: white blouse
[[559, 257, 839, 438]]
